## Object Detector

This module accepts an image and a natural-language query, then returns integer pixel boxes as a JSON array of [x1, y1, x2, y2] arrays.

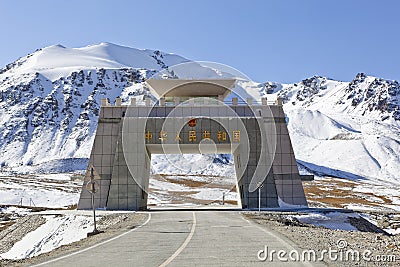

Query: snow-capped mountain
[[263, 75, 400, 184], [0, 43, 189, 169], [0, 43, 399, 186], [269, 74, 400, 121]]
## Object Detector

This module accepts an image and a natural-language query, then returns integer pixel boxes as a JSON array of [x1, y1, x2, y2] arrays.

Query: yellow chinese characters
[[217, 130, 227, 141], [145, 130, 152, 141], [144, 130, 241, 143], [232, 130, 240, 142], [159, 131, 167, 141], [189, 130, 196, 142], [175, 131, 182, 141], [203, 131, 211, 140]]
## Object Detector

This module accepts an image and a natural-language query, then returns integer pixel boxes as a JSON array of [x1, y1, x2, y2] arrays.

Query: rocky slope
[[0, 43, 187, 169], [0, 43, 399, 186], [262, 75, 400, 183]]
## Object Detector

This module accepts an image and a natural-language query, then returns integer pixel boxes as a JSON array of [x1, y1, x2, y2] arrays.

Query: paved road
[[36, 211, 323, 266]]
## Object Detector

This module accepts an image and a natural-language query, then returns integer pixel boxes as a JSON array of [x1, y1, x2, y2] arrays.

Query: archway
[[77, 79, 309, 210]]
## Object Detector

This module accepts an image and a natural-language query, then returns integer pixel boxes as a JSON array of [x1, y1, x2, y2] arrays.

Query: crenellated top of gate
[[145, 79, 236, 100]]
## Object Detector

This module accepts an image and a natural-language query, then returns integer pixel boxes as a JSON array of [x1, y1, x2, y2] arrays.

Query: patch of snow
[[289, 212, 359, 231], [192, 188, 237, 201], [278, 197, 307, 209], [0, 206, 31, 215], [0, 215, 92, 259], [151, 154, 235, 177], [0, 174, 81, 208]]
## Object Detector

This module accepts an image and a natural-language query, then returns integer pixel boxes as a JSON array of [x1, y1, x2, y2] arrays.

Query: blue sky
[[1, 0, 400, 83]]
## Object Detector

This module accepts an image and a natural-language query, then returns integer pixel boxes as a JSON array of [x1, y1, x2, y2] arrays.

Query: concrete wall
[[77, 104, 308, 210]]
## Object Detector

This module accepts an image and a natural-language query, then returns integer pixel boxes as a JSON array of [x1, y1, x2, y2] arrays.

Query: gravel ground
[[0, 212, 148, 267], [0, 215, 46, 255], [1, 210, 398, 266], [243, 211, 400, 267]]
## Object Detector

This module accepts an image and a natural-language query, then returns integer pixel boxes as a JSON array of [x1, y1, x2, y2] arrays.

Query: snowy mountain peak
[[0, 42, 189, 81], [47, 44, 66, 49], [267, 73, 400, 122], [0, 43, 193, 169], [269, 75, 344, 108], [0, 43, 399, 186], [340, 73, 400, 120]]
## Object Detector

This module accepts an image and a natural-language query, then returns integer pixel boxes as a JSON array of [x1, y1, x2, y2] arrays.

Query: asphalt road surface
[[35, 211, 323, 266]]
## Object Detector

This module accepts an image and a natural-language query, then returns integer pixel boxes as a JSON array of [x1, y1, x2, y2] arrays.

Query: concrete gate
[[78, 79, 311, 210]]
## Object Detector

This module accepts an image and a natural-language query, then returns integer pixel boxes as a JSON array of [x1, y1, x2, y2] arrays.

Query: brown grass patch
[[303, 177, 394, 209], [153, 174, 237, 190], [160, 175, 209, 188]]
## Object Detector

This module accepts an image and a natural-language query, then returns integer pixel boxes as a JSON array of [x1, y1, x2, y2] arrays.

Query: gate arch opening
[[77, 79, 310, 210], [148, 153, 240, 209]]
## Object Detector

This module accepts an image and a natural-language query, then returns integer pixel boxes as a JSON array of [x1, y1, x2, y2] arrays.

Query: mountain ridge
[[0, 43, 399, 186]]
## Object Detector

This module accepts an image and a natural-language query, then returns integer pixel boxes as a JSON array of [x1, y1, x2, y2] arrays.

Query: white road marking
[[159, 211, 196, 267], [32, 212, 152, 267], [240, 215, 314, 267]]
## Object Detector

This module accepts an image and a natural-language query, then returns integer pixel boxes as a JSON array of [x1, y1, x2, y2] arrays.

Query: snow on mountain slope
[[287, 109, 360, 140], [263, 75, 400, 183], [2, 42, 188, 81], [274, 74, 400, 122], [0, 43, 399, 186], [0, 43, 190, 169]]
